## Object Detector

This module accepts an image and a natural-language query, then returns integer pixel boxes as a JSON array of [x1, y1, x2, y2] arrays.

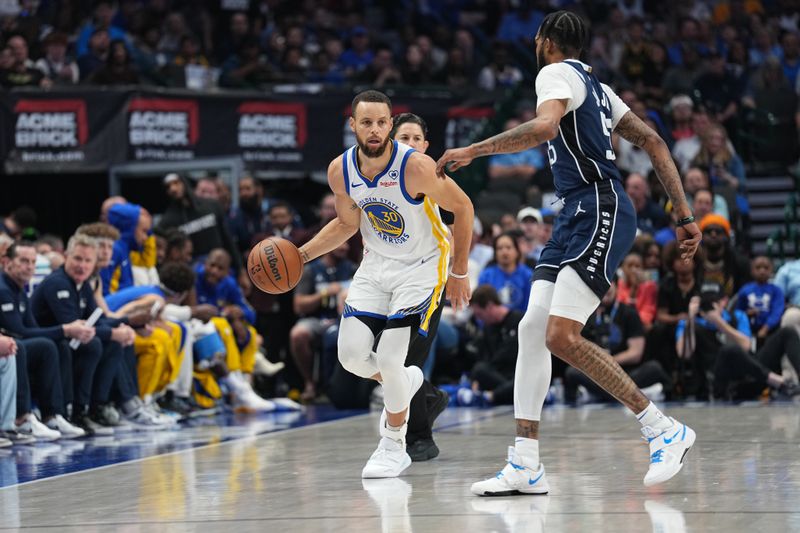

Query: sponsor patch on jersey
[[379, 181, 398, 188], [361, 201, 409, 245], [57, 290, 70, 299]]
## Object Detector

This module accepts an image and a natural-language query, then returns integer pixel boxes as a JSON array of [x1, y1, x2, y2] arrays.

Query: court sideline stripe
[[0, 411, 372, 491]]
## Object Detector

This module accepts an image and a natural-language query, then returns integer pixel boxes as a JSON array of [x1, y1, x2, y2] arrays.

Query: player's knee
[[545, 317, 579, 357], [290, 325, 311, 343]]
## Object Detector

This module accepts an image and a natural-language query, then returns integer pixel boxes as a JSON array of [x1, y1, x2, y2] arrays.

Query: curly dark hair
[[158, 262, 195, 293]]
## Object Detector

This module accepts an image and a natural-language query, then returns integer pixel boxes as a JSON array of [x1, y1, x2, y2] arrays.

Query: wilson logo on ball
[[264, 244, 283, 280]]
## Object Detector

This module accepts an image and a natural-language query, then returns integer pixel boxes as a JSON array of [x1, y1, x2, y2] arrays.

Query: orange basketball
[[247, 237, 303, 294]]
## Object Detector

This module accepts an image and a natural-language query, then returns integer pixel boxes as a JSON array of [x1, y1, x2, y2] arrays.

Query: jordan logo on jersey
[[360, 198, 410, 245]]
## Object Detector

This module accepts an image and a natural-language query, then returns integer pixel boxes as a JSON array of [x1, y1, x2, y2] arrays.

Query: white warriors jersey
[[342, 140, 450, 262]]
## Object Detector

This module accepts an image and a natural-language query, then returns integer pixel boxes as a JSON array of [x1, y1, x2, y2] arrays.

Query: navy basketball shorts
[[533, 179, 637, 299]]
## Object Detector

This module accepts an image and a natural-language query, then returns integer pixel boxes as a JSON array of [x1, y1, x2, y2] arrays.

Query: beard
[[537, 47, 546, 70], [240, 195, 260, 212], [357, 134, 391, 158]]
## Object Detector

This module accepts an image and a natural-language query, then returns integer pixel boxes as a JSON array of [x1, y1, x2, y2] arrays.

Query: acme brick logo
[[128, 98, 199, 146], [236, 102, 307, 149], [13, 99, 88, 148]]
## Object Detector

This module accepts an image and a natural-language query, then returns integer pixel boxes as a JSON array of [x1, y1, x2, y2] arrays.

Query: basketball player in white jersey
[[437, 11, 702, 495], [299, 90, 474, 478]]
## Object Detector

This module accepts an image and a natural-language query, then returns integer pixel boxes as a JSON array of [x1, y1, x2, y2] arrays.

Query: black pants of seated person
[[15, 338, 65, 419], [564, 360, 672, 403], [471, 360, 514, 405], [713, 327, 800, 398]]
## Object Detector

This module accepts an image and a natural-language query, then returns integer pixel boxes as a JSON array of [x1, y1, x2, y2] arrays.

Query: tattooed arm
[[435, 99, 567, 177], [614, 111, 690, 216], [298, 156, 360, 264], [614, 111, 702, 261]]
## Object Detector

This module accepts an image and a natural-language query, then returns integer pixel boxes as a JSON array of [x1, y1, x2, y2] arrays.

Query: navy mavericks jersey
[[545, 60, 622, 197]]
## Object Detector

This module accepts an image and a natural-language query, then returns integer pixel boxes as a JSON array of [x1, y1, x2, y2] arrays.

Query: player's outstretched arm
[[614, 111, 701, 262], [435, 99, 567, 177], [298, 157, 360, 264], [407, 153, 474, 311]]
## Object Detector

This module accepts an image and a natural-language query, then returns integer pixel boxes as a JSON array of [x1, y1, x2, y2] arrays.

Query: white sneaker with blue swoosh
[[470, 446, 550, 496], [642, 418, 696, 487]]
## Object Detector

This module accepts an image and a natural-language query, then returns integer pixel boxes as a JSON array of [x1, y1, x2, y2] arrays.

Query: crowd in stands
[[1, 1, 800, 447]]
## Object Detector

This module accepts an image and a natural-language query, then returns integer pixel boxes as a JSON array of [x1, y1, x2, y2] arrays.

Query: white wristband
[[448, 269, 468, 279]]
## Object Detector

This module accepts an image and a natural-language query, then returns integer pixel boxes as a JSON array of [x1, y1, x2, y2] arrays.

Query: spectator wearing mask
[[291, 243, 355, 402], [617, 252, 658, 329], [565, 278, 671, 403], [467, 285, 523, 406], [735, 256, 785, 343], [35, 32, 79, 85], [625, 173, 669, 234], [159, 173, 241, 271], [478, 232, 533, 313], [31, 234, 137, 435], [0, 242, 88, 440], [699, 214, 750, 297], [677, 282, 799, 400]]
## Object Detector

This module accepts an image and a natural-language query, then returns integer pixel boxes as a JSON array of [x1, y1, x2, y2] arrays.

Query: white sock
[[635, 402, 673, 432], [514, 437, 539, 466]]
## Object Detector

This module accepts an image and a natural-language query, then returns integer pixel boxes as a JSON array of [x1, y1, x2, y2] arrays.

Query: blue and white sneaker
[[642, 418, 696, 487], [471, 447, 550, 496]]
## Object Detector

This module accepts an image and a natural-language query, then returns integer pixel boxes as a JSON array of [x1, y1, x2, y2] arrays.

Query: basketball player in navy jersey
[[300, 91, 474, 478], [436, 11, 702, 494]]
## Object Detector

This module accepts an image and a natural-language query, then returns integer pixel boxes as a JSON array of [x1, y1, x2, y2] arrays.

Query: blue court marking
[[0, 405, 366, 489]]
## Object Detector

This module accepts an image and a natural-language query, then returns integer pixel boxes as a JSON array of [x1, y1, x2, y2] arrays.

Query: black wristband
[[676, 215, 695, 227]]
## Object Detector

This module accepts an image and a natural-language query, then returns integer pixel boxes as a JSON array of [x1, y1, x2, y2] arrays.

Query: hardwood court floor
[[0, 403, 798, 532]]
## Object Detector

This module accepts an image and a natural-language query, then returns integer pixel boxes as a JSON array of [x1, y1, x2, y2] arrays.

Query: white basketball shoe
[[362, 366, 424, 479], [471, 446, 550, 497], [642, 418, 696, 487]]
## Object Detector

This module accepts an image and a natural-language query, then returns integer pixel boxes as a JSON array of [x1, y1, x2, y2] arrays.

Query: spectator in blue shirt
[[338, 26, 373, 75], [735, 256, 785, 341], [75, 1, 128, 57], [775, 258, 800, 307], [195, 249, 255, 325], [488, 118, 545, 183], [496, 3, 545, 45], [478, 232, 533, 313]]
